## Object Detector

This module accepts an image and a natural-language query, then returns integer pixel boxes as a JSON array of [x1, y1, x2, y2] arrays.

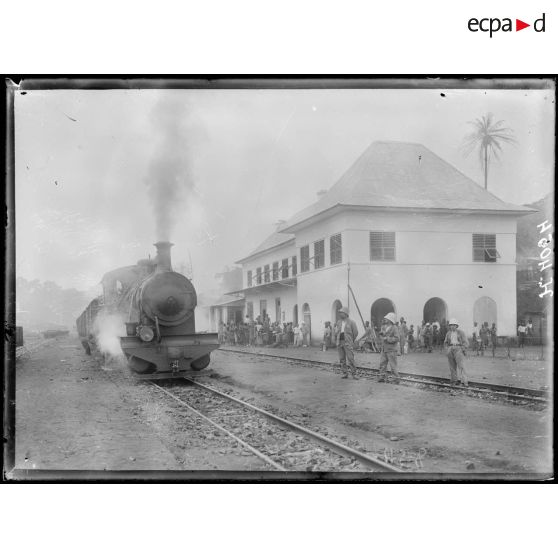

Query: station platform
[[218, 343, 552, 391]]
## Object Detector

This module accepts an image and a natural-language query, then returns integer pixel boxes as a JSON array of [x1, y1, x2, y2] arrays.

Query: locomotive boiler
[[77, 241, 219, 379]]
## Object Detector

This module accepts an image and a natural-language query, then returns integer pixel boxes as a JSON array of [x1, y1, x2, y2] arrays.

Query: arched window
[[332, 299, 342, 324], [371, 298, 395, 329], [473, 297, 497, 328], [302, 303, 312, 342], [423, 297, 448, 324]]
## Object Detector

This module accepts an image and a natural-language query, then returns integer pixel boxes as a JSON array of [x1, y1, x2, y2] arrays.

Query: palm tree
[[463, 113, 517, 190]]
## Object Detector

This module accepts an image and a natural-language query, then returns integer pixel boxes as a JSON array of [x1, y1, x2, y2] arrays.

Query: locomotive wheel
[[191, 354, 210, 371]]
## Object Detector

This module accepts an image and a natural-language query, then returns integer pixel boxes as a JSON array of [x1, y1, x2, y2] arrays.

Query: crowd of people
[[219, 314, 534, 354], [218, 311, 537, 387], [218, 317, 311, 348]]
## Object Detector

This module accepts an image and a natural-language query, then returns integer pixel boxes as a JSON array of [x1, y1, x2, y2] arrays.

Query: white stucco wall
[[238, 209, 520, 340], [244, 284, 298, 324], [241, 240, 297, 289]]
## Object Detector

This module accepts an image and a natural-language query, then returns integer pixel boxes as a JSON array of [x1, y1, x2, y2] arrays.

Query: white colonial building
[[231, 141, 533, 342]]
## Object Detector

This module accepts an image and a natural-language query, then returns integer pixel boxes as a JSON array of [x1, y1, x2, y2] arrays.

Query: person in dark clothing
[[335, 307, 359, 379], [424, 323, 433, 353]]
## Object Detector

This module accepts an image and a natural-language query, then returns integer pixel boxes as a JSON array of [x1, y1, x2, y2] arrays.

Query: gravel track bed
[[153, 381, 398, 472], [200, 373, 424, 471]]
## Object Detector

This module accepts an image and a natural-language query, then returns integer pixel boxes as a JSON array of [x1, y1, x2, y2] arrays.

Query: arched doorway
[[302, 303, 311, 344], [473, 297, 497, 327], [423, 297, 447, 324], [293, 304, 298, 326], [332, 299, 342, 325], [371, 298, 395, 329]]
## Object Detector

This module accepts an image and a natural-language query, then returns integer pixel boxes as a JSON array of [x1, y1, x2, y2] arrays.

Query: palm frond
[[462, 113, 518, 183]]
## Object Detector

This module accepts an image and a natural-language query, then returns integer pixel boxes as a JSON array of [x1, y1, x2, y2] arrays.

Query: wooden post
[[348, 261, 352, 311]]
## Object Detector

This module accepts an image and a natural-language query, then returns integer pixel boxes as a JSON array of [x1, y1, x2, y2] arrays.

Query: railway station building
[[230, 141, 533, 343]]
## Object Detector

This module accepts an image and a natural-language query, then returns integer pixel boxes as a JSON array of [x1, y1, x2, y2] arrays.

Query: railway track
[[218, 347, 550, 404], [149, 380, 403, 474]]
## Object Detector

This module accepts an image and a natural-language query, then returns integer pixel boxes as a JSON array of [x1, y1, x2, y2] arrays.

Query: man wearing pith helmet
[[335, 306, 359, 379], [378, 312, 401, 383], [443, 317, 469, 387]]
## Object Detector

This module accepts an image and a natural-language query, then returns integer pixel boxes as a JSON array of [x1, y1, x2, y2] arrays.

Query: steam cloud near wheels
[[93, 311, 126, 358]]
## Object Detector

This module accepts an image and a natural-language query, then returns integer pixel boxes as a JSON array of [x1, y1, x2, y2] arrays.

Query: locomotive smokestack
[[154, 241, 174, 272]]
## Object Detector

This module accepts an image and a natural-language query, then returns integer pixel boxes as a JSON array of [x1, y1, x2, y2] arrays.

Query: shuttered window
[[314, 240, 325, 269], [256, 267, 262, 285], [369, 231, 396, 261], [272, 261, 279, 281], [292, 256, 297, 276], [264, 264, 270, 283], [300, 245, 310, 272], [281, 258, 289, 279], [247, 270, 252, 287], [473, 234, 500, 262], [330, 233, 342, 265]]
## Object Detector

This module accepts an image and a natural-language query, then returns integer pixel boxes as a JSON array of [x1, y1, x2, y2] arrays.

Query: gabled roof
[[235, 230, 295, 264], [280, 141, 534, 232]]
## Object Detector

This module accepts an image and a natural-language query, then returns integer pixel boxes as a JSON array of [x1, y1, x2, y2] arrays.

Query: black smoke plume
[[146, 97, 199, 242]]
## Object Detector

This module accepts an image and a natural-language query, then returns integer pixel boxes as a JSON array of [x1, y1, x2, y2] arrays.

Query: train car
[[77, 241, 219, 379], [76, 298, 102, 354]]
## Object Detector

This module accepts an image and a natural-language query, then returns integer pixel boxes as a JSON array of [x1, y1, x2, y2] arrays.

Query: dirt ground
[[12, 337, 265, 475], [205, 350, 552, 476], [10, 336, 553, 478]]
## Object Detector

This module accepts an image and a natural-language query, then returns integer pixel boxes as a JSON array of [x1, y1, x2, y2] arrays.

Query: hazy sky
[[14, 85, 555, 293]]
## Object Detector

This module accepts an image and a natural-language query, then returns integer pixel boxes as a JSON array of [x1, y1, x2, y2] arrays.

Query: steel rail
[[188, 379, 402, 473], [218, 348, 549, 402], [149, 381, 287, 471]]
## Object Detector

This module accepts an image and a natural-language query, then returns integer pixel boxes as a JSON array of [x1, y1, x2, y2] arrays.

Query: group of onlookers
[[218, 314, 536, 355], [471, 322, 498, 356], [218, 316, 311, 348], [517, 318, 535, 348]]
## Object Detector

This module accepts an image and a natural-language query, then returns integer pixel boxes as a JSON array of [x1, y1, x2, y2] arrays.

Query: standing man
[[490, 323, 498, 357], [378, 312, 400, 383], [335, 307, 359, 379], [526, 318, 534, 345], [418, 321, 425, 351], [424, 322, 433, 353], [443, 318, 469, 387], [517, 321, 527, 348], [301, 321, 310, 347], [399, 318, 409, 355], [293, 323, 302, 347], [471, 322, 480, 355], [322, 321, 332, 351]]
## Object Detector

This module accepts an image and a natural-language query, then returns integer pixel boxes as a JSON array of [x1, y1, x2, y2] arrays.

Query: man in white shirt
[[293, 324, 302, 347], [517, 322, 527, 348], [443, 318, 469, 387], [471, 322, 480, 354]]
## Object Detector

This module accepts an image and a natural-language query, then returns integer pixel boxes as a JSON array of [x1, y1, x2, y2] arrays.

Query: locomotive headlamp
[[138, 325, 155, 342]]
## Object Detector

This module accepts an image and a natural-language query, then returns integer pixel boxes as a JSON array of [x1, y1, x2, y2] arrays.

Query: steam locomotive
[[76, 241, 219, 379]]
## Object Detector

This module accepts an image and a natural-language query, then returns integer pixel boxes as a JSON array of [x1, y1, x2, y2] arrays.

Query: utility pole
[[347, 261, 350, 311]]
